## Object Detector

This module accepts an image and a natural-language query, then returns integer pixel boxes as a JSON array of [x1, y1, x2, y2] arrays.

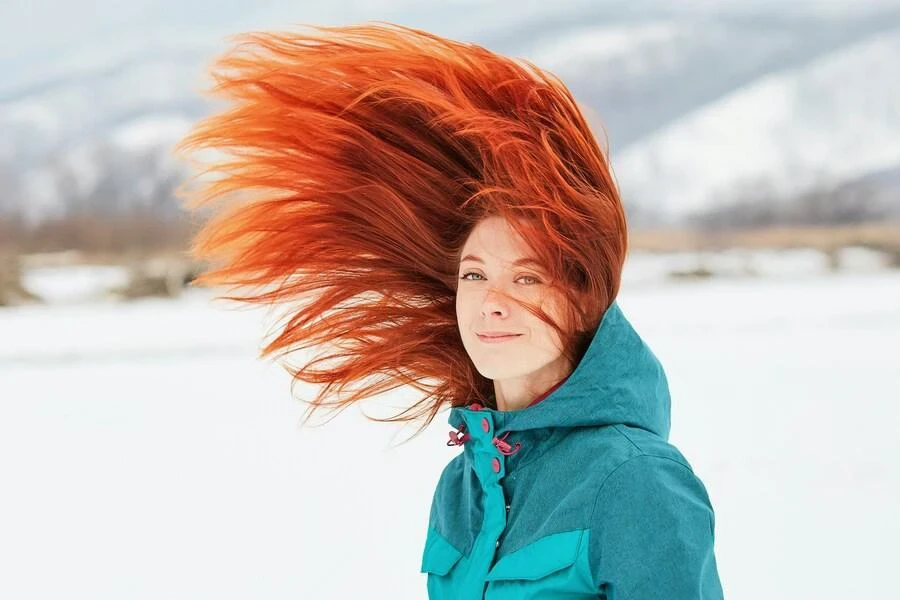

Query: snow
[[527, 21, 686, 69], [835, 245, 896, 271], [3, 103, 62, 135], [109, 115, 194, 152], [22, 265, 131, 305], [1, 269, 898, 599], [621, 248, 836, 285]]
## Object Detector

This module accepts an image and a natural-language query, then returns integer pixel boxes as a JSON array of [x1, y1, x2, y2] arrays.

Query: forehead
[[460, 217, 535, 262]]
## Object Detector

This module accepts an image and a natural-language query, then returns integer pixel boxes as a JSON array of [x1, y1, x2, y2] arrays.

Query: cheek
[[531, 317, 562, 346], [455, 290, 475, 323], [538, 290, 567, 322], [532, 294, 568, 346]]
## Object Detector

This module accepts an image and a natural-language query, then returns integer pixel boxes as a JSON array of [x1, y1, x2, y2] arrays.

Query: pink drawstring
[[447, 402, 481, 446], [447, 423, 471, 446], [493, 431, 522, 456], [446, 404, 522, 457]]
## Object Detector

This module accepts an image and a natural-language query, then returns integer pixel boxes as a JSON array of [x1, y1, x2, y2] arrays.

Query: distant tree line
[[0, 141, 194, 256], [1, 141, 898, 258], [687, 172, 900, 230]]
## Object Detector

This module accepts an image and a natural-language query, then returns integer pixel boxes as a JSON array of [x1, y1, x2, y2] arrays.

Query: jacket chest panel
[[423, 423, 600, 597], [421, 524, 597, 599]]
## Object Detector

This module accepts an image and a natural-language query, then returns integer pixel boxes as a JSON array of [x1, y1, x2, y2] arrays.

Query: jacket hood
[[447, 300, 671, 443]]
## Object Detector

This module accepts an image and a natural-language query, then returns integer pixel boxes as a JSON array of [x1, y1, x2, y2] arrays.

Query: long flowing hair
[[173, 22, 627, 441]]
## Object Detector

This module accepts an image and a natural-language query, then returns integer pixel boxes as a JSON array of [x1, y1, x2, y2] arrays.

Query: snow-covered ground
[[1, 269, 898, 599]]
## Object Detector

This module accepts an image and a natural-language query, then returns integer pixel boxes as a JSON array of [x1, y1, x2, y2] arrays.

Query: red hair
[[173, 22, 627, 440]]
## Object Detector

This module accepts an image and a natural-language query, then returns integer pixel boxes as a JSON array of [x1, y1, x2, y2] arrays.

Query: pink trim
[[526, 375, 571, 409]]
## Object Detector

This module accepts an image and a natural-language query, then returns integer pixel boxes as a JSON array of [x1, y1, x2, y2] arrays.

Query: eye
[[458, 272, 541, 285]]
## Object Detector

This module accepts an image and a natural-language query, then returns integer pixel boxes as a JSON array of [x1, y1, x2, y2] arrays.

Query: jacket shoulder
[[568, 424, 694, 488], [585, 431, 723, 598]]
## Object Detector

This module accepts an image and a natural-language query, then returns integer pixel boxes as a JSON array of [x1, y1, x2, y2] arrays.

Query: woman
[[175, 22, 724, 599]]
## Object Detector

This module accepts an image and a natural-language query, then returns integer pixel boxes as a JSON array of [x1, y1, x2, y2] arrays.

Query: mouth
[[476, 333, 523, 344]]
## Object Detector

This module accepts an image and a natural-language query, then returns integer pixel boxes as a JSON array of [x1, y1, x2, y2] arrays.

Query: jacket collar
[[447, 300, 671, 462]]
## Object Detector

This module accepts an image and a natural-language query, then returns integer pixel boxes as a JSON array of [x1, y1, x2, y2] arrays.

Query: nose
[[480, 288, 510, 318]]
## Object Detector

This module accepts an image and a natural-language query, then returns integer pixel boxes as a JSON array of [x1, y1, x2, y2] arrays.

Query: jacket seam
[[611, 424, 643, 452], [612, 425, 692, 473]]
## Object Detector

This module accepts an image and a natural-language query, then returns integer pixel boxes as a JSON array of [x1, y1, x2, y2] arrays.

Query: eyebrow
[[459, 254, 544, 268]]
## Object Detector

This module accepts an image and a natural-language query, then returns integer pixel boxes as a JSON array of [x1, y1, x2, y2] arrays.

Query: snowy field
[[1, 267, 898, 599]]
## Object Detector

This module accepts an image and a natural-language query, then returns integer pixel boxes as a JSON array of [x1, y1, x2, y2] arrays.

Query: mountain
[[611, 24, 900, 223], [1, 0, 899, 225]]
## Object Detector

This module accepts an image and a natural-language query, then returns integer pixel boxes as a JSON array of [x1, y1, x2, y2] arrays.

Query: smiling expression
[[455, 216, 571, 381]]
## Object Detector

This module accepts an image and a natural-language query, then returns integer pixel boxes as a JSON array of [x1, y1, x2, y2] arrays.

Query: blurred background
[[1, 0, 898, 598]]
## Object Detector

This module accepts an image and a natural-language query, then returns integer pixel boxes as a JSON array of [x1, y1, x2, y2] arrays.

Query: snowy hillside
[[613, 26, 900, 221]]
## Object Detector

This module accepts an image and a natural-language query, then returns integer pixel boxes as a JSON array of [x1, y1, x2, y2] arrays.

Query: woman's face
[[455, 216, 570, 382]]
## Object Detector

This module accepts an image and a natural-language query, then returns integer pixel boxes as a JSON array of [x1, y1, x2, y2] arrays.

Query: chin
[[473, 361, 531, 381]]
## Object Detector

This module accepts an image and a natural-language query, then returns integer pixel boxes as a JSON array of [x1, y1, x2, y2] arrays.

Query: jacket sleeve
[[588, 454, 724, 599]]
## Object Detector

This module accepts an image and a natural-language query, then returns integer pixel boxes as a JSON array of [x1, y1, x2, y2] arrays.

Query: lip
[[476, 332, 523, 343]]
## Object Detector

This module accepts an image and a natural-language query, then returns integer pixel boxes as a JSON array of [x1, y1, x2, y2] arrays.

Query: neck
[[493, 355, 573, 411]]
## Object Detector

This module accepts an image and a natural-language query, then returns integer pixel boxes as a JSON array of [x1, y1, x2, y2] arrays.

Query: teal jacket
[[421, 301, 724, 599]]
